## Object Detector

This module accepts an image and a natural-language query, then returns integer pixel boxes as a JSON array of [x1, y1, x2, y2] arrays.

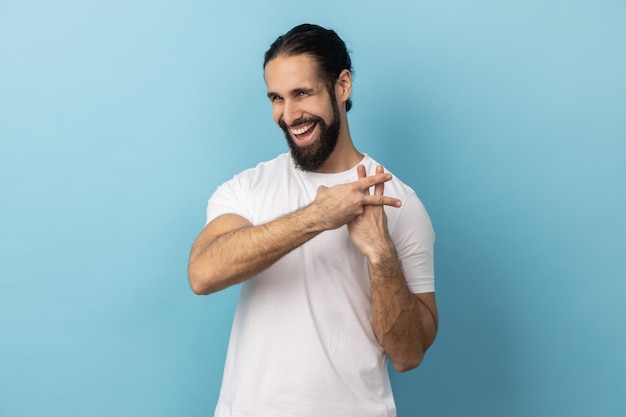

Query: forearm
[[189, 168, 401, 295], [188, 206, 324, 295], [369, 244, 437, 372]]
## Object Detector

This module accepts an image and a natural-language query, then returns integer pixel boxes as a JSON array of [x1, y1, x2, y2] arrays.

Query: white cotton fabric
[[206, 153, 435, 417]]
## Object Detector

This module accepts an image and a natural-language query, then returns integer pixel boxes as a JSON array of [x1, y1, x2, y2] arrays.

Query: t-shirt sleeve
[[205, 175, 253, 226], [390, 192, 435, 294]]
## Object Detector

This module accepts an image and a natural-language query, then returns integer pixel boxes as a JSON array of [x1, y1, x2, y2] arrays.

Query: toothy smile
[[289, 122, 315, 136]]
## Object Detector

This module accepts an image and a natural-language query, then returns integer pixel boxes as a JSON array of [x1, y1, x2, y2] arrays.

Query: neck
[[313, 120, 362, 173]]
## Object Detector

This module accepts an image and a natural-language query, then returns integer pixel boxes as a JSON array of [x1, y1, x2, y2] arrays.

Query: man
[[188, 23, 437, 417]]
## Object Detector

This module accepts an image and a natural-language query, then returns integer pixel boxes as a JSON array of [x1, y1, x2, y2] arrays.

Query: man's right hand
[[310, 165, 402, 230]]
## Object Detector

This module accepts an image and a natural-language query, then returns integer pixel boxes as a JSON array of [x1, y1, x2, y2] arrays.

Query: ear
[[335, 69, 352, 105]]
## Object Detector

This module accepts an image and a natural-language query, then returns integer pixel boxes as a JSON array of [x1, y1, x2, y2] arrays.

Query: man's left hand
[[347, 165, 396, 260]]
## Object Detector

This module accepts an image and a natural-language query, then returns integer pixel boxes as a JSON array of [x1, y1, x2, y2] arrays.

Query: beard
[[279, 92, 341, 172]]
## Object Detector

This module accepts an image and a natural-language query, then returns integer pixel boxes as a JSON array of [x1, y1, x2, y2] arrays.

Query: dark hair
[[263, 23, 354, 111]]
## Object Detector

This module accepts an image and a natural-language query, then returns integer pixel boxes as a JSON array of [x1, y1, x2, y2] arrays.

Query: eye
[[269, 95, 283, 103]]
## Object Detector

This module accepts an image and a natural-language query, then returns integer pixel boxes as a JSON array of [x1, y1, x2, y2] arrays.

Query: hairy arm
[[348, 165, 438, 371], [188, 210, 322, 295], [369, 248, 438, 371], [188, 170, 402, 295]]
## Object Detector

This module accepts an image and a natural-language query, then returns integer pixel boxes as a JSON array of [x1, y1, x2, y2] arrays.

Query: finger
[[356, 164, 366, 180], [364, 194, 402, 208], [374, 165, 385, 196], [356, 164, 370, 195], [358, 172, 392, 191]]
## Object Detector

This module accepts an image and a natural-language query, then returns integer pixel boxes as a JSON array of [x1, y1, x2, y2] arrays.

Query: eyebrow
[[266, 87, 316, 99]]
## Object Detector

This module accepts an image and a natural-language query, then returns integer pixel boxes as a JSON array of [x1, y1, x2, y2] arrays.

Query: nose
[[281, 99, 302, 126]]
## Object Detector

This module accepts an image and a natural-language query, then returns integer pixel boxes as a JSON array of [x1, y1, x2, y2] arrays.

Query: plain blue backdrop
[[1, 1, 625, 416]]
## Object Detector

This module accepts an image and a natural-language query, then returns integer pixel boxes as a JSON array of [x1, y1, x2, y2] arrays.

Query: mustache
[[279, 116, 323, 130]]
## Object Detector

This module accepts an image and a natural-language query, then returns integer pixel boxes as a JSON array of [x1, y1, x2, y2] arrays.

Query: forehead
[[264, 54, 324, 93]]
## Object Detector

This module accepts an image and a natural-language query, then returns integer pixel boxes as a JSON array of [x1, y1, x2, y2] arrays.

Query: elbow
[[189, 278, 209, 295], [188, 260, 238, 295], [391, 323, 438, 372], [389, 334, 437, 372], [188, 275, 208, 295], [188, 264, 215, 295], [390, 351, 424, 373]]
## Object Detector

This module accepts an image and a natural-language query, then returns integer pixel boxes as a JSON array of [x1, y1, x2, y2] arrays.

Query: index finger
[[356, 164, 367, 180], [357, 171, 392, 191], [374, 165, 385, 196], [363, 194, 402, 208]]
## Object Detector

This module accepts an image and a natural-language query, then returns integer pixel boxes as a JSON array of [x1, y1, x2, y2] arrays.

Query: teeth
[[290, 123, 314, 135]]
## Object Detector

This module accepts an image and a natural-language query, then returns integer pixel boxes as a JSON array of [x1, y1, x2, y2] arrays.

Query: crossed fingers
[[356, 165, 402, 208]]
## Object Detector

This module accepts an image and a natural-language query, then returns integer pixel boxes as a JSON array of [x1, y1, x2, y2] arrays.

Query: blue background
[[1, 1, 625, 416]]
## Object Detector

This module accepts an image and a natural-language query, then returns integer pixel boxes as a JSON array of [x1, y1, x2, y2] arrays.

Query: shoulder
[[207, 153, 295, 224], [226, 152, 293, 188]]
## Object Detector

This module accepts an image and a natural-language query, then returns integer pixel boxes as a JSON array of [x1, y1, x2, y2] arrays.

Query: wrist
[[303, 199, 340, 232], [365, 239, 396, 267], [297, 202, 331, 234]]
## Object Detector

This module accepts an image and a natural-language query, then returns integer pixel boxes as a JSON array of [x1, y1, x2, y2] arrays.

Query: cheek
[[310, 99, 334, 124], [271, 106, 282, 125]]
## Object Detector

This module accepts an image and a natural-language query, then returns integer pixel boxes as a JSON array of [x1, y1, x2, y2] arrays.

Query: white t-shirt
[[207, 153, 435, 417]]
